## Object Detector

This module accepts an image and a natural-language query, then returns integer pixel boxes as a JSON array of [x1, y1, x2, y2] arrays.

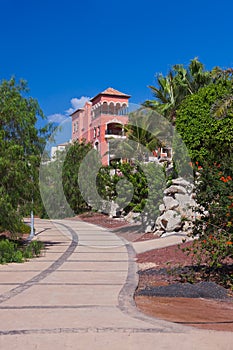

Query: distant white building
[[51, 141, 71, 160]]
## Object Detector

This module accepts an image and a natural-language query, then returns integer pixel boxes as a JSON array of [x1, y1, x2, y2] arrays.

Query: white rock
[[159, 204, 165, 213], [109, 201, 120, 218], [164, 185, 187, 195], [145, 225, 153, 233], [163, 196, 179, 210], [172, 178, 193, 187], [161, 231, 177, 237], [138, 262, 158, 270], [125, 211, 140, 223], [159, 210, 182, 232], [154, 229, 165, 237], [175, 193, 195, 215]]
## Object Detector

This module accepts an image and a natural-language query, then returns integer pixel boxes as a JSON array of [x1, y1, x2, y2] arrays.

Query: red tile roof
[[90, 87, 130, 101], [101, 87, 130, 96]]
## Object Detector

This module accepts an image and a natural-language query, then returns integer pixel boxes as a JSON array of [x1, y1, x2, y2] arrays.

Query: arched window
[[101, 102, 108, 114], [109, 102, 115, 115], [116, 102, 121, 115], [121, 103, 128, 115]]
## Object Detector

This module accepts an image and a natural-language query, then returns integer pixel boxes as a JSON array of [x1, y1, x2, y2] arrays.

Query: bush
[[0, 239, 23, 263], [96, 162, 166, 227], [182, 158, 233, 289], [18, 222, 31, 234], [0, 238, 44, 264], [23, 240, 44, 259]]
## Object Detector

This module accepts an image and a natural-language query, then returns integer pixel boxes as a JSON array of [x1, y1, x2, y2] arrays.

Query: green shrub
[[23, 240, 44, 259], [181, 158, 233, 290], [0, 238, 44, 264], [0, 239, 23, 263], [18, 223, 31, 234]]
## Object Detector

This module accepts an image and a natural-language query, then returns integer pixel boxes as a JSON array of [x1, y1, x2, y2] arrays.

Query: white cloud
[[47, 113, 67, 123], [66, 96, 90, 115], [47, 96, 90, 124]]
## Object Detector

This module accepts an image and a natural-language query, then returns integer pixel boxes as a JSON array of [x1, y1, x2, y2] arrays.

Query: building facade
[[71, 87, 130, 165]]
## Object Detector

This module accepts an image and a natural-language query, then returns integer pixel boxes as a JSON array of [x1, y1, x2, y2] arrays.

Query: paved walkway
[[0, 218, 232, 349]]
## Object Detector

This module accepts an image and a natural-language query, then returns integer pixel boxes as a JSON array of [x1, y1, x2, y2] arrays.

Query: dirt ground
[[74, 213, 233, 332]]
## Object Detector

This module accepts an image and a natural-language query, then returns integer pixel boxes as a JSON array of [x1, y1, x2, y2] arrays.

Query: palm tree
[[109, 109, 168, 162], [210, 68, 233, 119], [144, 58, 212, 123], [143, 71, 178, 123]]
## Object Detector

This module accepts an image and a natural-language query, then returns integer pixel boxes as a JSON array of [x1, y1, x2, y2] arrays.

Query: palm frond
[[211, 94, 233, 119]]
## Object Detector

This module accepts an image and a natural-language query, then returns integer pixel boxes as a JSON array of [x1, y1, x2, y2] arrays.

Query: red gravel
[[137, 241, 194, 267], [74, 212, 129, 229]]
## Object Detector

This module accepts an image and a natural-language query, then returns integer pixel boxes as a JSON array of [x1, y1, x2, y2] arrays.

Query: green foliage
[[17, 222, 31, 234], [0, 238, 44, 264], [192, 159, 233, 266], [96, 162, 166, 226], [0, 77, 54, 232], [176, 81, 233, 162], [145, 59, 233, 288], [175, 79, 233, 288], [62, 141, 93, 214], [40, 148, 73, 219], [0, 239, 23, 263], [144, 57, 212, 122], [179, 131, 233, 288], [40, 140, 94, 218], [22, 240, 44, 259]]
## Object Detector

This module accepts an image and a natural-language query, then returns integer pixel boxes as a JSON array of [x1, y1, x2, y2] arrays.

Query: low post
[[28, 207, 34, 240]]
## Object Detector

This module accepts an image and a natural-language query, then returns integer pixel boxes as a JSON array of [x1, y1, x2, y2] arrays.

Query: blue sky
[[1, 0, 233, 128]]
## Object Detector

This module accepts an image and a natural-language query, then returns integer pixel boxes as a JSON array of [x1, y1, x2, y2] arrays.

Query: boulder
[[153, 229, 165, 237], [125, 211, 140, 223], [109, 201, 120, 218], [164, 185, 187, 196], [145, 224, 154, 233], [163, 196, 179, 210], [159, 203, 165, 213], [157, 210, 182, 232], [175, 193, 196, 216], [172, 178, 193, 188]]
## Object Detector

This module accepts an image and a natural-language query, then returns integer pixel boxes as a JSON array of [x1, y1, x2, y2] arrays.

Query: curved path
[[0, 218, 232, 349]]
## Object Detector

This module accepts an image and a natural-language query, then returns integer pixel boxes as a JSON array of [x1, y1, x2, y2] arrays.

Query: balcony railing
[[92, 107, 128, 120], [105, 129, 124, 136], [105, 129, 126, 139]]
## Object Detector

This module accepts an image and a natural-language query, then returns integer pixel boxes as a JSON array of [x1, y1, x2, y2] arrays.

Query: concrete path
[[132, 232, 192, 254], [0, 218, 232, 349]]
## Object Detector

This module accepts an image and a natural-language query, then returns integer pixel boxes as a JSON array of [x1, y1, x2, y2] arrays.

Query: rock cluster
[[153, 177, 196, 237]]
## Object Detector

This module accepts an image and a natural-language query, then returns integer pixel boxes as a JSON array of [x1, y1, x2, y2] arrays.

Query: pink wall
[[71, 88, 130, 164]]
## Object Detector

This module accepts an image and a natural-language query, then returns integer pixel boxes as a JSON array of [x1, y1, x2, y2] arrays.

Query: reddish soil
[[136, 242, 233, 331], [135, 296, 233, 332], [70, 212, 233, 331], [75, 212, 129, 229]]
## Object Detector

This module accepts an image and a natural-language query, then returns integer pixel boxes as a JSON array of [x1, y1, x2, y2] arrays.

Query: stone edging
[[117, 238, 190, 333]]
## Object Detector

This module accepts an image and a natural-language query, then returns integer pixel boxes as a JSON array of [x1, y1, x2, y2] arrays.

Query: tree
[[176, 80, 233, 287], [175, 80, 233, 162], [144, 58, 212, 123], [62, 141, 93, 214], [109, 108, 170, 163], [0, 77, 53, 233], [210, 68, 233, 119]]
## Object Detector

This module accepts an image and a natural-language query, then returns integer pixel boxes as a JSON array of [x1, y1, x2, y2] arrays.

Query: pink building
[[71, 87, 130, 165]]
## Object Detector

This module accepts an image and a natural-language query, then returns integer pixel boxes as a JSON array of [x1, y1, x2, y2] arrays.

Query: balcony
[[92, 102, 128, 120], [105, 123, 126, 139]]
